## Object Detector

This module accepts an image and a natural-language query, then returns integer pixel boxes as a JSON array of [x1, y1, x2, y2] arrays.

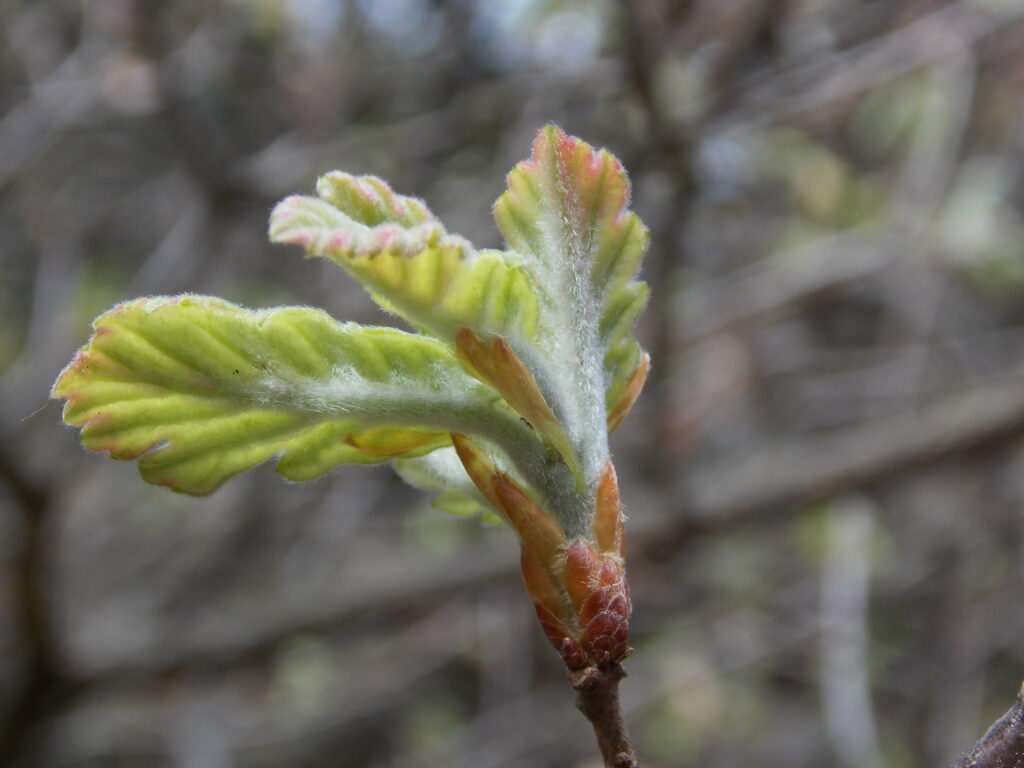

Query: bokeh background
[[3, 1, 1024, 766]]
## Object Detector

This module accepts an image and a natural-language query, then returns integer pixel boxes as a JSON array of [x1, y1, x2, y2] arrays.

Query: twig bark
[[948, 682, 1024, 768], [569, 663, 638, 768]]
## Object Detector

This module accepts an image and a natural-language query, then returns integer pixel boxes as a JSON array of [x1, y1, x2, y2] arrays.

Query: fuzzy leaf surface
[[269, 173, 540, 346], [52, 296, 527, 495], [493, 126, 650, 488]]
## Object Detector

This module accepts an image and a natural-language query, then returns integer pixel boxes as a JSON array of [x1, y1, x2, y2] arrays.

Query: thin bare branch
[[570, 663, 638, 768], [948, 683, 1024, 768]]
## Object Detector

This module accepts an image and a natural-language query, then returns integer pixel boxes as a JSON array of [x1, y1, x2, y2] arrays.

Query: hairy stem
[[948, 682, 1024, 768], [570, 663, 637, 768]]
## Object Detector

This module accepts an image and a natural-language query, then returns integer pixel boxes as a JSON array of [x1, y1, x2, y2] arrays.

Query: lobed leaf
[[316, 171, 433, 228], [53, 296, 527, 495], [493, 126, 651, 483], [494, 127, 649, 303], [269, 176, 540, 347]]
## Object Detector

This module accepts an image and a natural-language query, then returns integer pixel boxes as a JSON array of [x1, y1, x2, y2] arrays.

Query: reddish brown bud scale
[[453, 328, 556, 438], [452, 436, 632, 670], [492, 472, 566, 569], [520, 548, 560, 608], [520, 548, 588, 669], [558, 638, 588, 670], [453, 328, 582, 483], [450, 433, 507, 513], [594, 462, 623, 556], [452, 434, 568, 571], [559, 539, 631, 668], [598, 558, 621, 588], [563, 539, 601, 613], [520, 536, 631, 669], [578, 555, 631, 666]]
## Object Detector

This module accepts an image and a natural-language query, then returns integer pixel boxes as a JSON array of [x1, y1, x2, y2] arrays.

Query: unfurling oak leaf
[[51, 296, 531, 495], [493, 125, 650, 490], [269, 173, 541, 349], [316, 171, 433, 228], [54, 126, 653, 722], [267, 129, 650, 510]]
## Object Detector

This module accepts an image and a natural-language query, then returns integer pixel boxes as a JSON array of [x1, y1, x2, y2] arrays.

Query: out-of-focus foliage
[[3, 1, 1024, 767]]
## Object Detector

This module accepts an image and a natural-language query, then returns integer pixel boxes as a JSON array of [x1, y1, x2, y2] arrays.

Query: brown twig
[[570, 663, 638, 768], [948, 682, 1024, 768]]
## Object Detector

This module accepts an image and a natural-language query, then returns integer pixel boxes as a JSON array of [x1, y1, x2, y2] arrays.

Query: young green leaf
[[56, 127, 649, 543], [316, 171, 433, 228], [51, 129, 654, 748], [269, 169, 587, 492], [268, 127, 651, 533], [493, 126, 650, 491], [269, 176, 540, 346], [52, 296, 532, 495]]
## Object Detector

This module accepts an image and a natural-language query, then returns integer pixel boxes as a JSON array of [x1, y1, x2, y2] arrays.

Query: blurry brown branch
[[724, 0, 1024, 128], [948, 683, 1024, 768], [76, 544, 518, 686], [652, 370, 1024, 548], [679, 232, 896, 347], [0, 445, 74, 766]]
